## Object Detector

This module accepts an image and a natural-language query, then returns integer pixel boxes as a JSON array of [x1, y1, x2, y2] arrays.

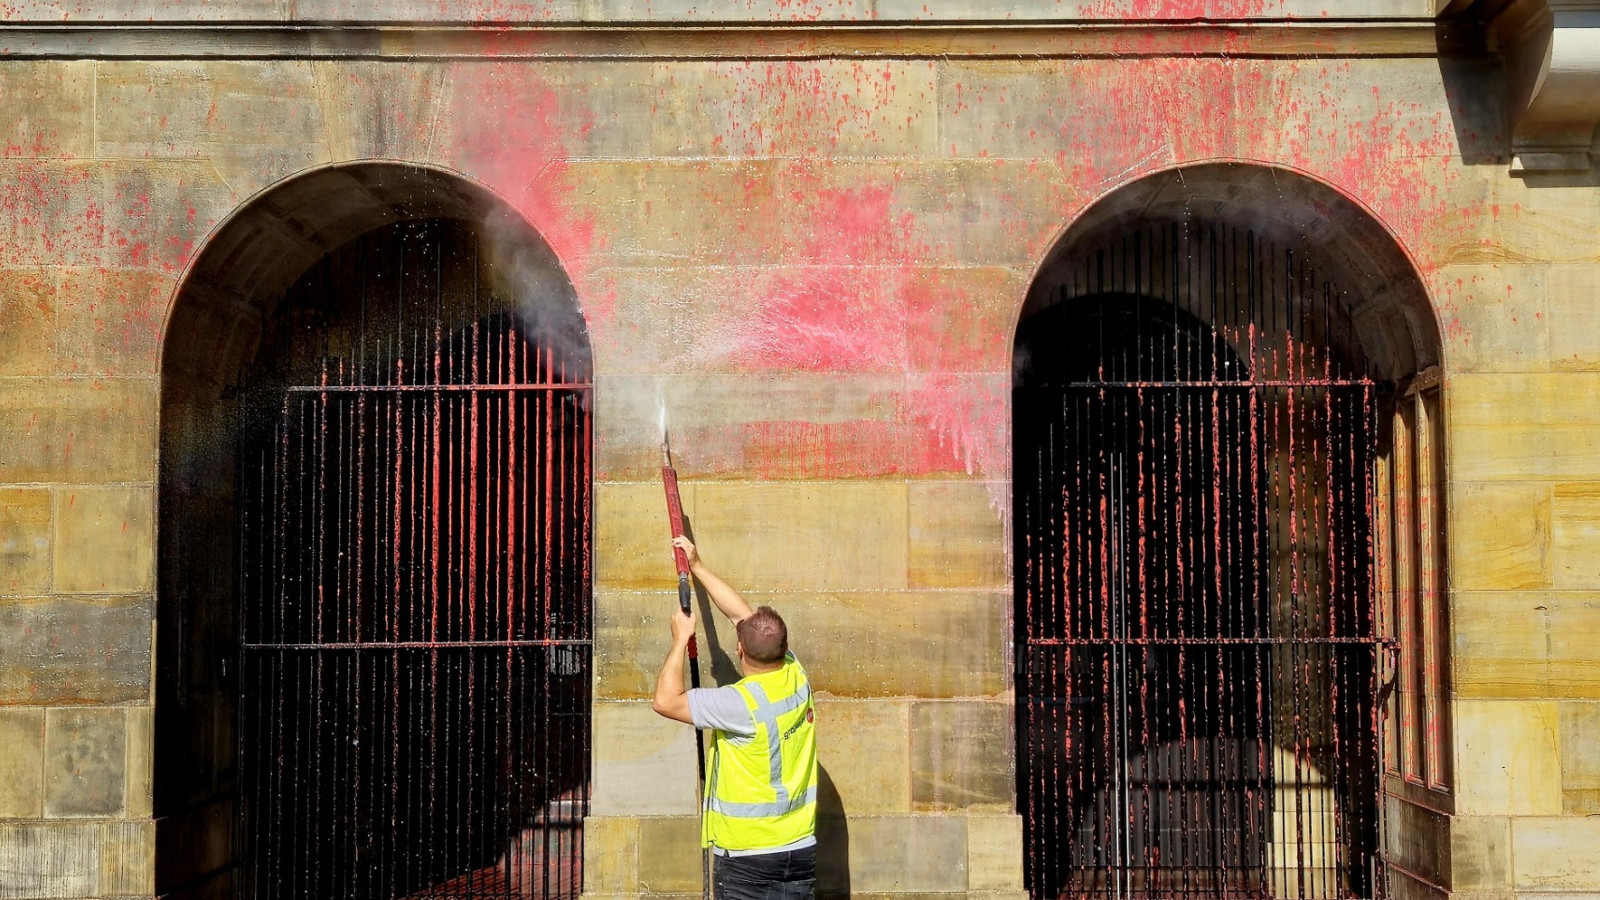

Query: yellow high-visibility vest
[[702, 654, 817, 851]]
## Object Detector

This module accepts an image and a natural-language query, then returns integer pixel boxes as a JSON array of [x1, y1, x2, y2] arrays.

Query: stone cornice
[[0, 20, 1446, 60], [1494, 0, 1600, 173]]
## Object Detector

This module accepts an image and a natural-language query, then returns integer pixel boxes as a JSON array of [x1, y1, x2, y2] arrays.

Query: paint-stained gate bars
[[1015, 222, 1387, 900], [236, 220, 593, 900]]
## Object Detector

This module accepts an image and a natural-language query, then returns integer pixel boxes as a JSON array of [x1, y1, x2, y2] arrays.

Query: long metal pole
[[662, 437, 711, 900]]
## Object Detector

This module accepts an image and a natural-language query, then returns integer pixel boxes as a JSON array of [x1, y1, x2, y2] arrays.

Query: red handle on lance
[[662, 441, 697, 658]]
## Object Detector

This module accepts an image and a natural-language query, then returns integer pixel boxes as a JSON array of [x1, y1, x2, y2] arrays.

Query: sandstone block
[[1546, 265, 1600, 371], [590, 700, 701, 817], [1452, 590, 1600, 700], [0, 61, 93, 158], [0, 708, 44, 818], [1493, 177, 1600, 268], [966, 814, 1024, 891], [835, 815, 967, 893], [908, 481, 1006, 590], [637, 817, 703, 894], [0, 487, 52, 594], [651, 60, 937, 158], [44, 707, 127, 818], [596, 589, 1007, 700], [0, 595, 152, 704], [1450, 376, 1600, 483], [910, 701, 1013, 812], [581, 816, 639, 894], [1511, 817, 1600, 891], [53, 485, 154, 594], [815, 699, 910, 815], [776, 159, 1073, 269], [1448, 483, 1548, 591], [559, 160, 784, 268], [1449, 815, 1511, 892], [100, 819, 154, 897], [1558, 701, 1600, 815], [692, 482, 908, 591], [95, 61, 330, 195], [0, 268, 58, 376], [1453, 700, 1561, 817], [125, 705, 152, 818], [904, 266, 1026, 376], [54, 268, 172, 377], [1435, 264, 1549, 375], [0, 377, 158, 483], [595, 481, 693, 591], [0, 822, 101, 899], [1551, 483, 1600, 591], [312, 61, 447, 162]]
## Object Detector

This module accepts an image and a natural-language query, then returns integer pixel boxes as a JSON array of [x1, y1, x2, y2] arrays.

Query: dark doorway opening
[[1015, 221, 1383, 900], [235, 219, 591, 899], [157, 167, 593, 900]]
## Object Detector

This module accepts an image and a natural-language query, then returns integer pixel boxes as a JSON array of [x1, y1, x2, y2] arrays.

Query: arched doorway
[[1014, 164, 1444, 900], [157, 165, 592, 899]]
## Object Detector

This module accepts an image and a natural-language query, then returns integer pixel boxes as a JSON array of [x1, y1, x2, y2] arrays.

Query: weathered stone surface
[[53, 485, 154, 594], [1546, 265, 1600, 372], [1453, 591, 1600, 700], [54, 268, 173, 377], [100, 819, 154, 897], [910, 701, 1012, 812], [124, 705, 152, 818], [1448, 483, 1549, 592], [1559, 701, 1600, 815], [1493, 178, 1600, 267], [965, 814, 1023, 892], [590, 700, 701, 817], [0, 488, 52, 595], [637, 817, 702, 894], [907, 481, 1006, 590], [1551, 483, 1600, 591], [691, 482, 908, 591], [0, 62, 93, 159], [0, 708, 44, 818], [0, 595, 152, 704], [651, 60, 937, 158], [96, 61, 329, 195], [0, 378, 157, 483], [0, 269, 58, 377], [1451, 374, 1600, 482], [1436, 264, 1549, 375], [776, 159, 1074, 269], [836, 815, 967, 892], [1454, 700, 1561, 817], [595, 481, 692, 592], [43, 707, 127, 818], [815, 699, 910, 815], [581, 816, 639, 894], [1450, 815, 1511, 892], [312, 61, 448, 162], [1511, 817, 1600, 890], [596, 590, 1007, 699], [0, 822, 101, 899]]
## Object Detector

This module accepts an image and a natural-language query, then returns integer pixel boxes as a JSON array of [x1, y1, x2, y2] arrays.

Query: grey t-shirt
[[686, 685, 756, 741]]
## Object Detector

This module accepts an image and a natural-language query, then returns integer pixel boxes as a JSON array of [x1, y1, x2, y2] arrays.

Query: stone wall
[[0, 5, 1598, 900]]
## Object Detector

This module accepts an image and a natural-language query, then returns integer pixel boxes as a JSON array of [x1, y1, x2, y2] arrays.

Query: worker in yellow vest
[[653, 536, 818, 899]]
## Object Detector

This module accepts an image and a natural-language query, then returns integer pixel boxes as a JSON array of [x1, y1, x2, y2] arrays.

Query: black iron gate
[[1015, 224, 1385, 900], [236, 220, 592, 899]]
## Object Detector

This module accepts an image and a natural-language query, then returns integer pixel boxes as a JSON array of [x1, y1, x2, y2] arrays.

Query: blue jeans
[[712, 846, 817, 900]]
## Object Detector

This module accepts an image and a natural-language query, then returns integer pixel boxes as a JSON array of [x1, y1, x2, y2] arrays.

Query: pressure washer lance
[[661, 436, 711, 900]]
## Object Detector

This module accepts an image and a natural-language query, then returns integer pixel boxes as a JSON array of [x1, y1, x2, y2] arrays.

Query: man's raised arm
[[673, 536, 754, 624]]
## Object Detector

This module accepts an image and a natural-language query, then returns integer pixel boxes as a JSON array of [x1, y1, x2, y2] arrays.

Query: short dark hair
[[736, 606, 788, 664]]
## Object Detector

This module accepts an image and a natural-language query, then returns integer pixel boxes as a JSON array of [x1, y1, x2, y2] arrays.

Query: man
[[653, 536, 818, 900]]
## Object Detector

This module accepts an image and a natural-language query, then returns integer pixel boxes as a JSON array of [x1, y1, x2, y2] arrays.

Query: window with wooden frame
[[1376, 367, 1452, 801]]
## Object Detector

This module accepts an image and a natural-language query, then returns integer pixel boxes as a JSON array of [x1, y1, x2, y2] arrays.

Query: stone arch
[[1012, 162, 1444, 899], [155, 162, 593, 898]]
